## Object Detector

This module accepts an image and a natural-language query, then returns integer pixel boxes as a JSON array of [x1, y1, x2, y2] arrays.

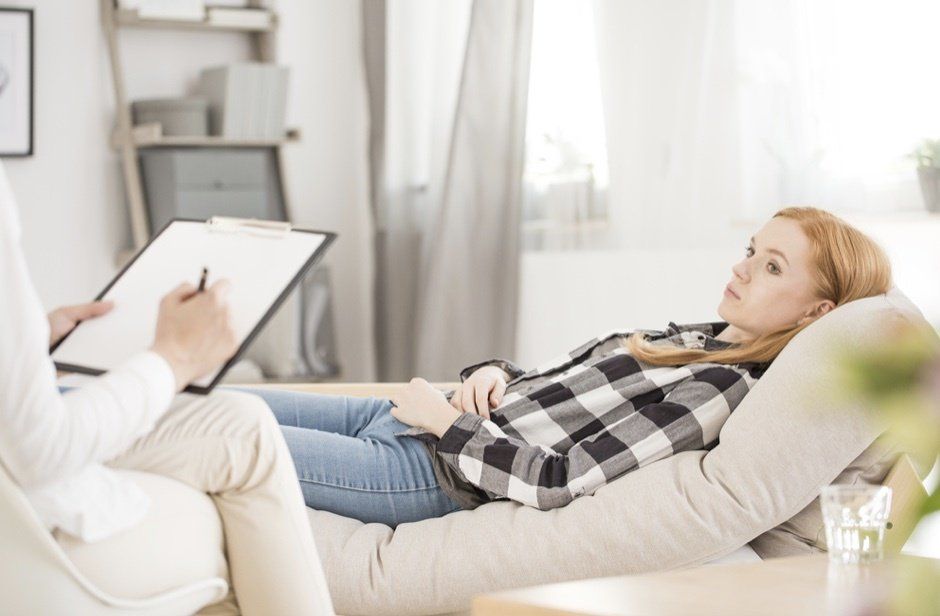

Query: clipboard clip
[[207, 216, 292, 238]]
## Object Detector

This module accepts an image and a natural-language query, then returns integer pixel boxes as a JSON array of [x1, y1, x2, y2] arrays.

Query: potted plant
[[910, 139, 940, 213]]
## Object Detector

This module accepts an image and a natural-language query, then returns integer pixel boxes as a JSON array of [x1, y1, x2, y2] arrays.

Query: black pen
[[198, 267, 208, 292]]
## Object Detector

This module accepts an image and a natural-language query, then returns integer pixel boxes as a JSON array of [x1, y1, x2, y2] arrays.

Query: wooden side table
[[472, 554, 940, 616]]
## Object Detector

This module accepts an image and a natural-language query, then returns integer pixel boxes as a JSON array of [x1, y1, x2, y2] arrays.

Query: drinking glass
[[821, 485, 892, 565]]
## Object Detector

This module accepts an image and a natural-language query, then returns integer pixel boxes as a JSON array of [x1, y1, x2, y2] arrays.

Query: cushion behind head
[[743, 286, 938, 557]]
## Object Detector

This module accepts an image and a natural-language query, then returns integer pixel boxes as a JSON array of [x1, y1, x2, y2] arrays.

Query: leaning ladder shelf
[[101, 0, 295, 250]]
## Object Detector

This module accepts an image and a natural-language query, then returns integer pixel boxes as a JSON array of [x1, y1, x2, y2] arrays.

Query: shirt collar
[[663, 321, 736, 350]]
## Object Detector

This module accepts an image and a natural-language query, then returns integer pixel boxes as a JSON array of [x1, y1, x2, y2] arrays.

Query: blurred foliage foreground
[[836, 321, 940, 615]]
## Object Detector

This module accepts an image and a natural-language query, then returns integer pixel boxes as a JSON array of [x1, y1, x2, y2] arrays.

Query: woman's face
[[717, 217, 835, 340]]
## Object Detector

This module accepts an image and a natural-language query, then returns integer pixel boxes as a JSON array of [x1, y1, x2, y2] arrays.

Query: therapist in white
[[0, 164, 334, 616]]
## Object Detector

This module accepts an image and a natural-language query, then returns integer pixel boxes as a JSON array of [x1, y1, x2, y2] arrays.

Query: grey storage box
[[197, 63, 289, 139], [131, 97, 209, 137], [139, 148, 286, 233]]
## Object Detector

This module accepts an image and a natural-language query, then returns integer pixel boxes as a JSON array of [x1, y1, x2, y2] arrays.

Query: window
[[522, 0, 611, 251], [736, 0, 940, 218]]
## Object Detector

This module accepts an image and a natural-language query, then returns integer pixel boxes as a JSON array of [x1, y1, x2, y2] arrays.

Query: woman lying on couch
[[0, 166, 334, 616], [243, 207, 893, 527]]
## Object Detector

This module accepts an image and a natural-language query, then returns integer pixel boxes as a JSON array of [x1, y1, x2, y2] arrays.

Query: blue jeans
[[233, 388, 463, 528]]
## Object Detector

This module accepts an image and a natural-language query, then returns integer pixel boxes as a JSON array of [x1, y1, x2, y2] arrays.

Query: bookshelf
[[101, 0, 293, 249]]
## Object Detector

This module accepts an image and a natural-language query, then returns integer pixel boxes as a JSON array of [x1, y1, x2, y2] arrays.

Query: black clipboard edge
[[51, 217, 339, 395]]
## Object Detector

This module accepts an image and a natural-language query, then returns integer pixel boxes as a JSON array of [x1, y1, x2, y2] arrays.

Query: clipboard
[[51, 217, 337, 394]]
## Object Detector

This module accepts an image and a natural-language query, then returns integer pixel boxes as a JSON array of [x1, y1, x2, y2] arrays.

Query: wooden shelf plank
[[136, 135, 297, 148], [114, 8, 276, 33], [111, 123, 300, 149]]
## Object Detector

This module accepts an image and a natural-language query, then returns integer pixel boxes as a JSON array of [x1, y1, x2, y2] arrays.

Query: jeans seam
[[297, 477, 443, 494]]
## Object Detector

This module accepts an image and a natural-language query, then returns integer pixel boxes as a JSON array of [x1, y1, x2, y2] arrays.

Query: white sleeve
[[0, 165, 176, 490]]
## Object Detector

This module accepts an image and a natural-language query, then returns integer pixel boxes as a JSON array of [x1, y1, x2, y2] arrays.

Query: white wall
[[275, 0, 376, 381], [5, 0, 125, 310], [844, 214, 940, 326], [6, 0, 375, 380], [515, 246, 739, 368]]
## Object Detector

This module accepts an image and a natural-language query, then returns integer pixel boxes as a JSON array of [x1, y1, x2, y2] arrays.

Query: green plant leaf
[[920, 484, 940, 518]]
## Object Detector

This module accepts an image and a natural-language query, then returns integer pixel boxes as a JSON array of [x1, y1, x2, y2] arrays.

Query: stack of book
[[197, 64, 290, 140]]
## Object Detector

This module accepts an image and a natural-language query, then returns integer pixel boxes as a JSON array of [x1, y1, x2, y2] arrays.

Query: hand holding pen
[[149, 268, 238, 392]]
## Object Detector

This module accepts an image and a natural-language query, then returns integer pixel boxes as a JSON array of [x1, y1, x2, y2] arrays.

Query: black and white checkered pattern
[[402, 322, 768, 510]]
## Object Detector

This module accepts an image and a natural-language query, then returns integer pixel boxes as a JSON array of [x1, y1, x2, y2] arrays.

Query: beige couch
[[3, 288, 935, 615]]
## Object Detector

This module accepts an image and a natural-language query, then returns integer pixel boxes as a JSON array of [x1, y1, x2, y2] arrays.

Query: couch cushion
[[750, 288, 936, 557], [307, 288, 935, 616]]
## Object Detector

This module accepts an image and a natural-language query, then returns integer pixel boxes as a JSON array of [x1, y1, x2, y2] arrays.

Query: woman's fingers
[[489, 378, 507, 408], [171, 282, 197, 299], [462, 382, 477, 415], [450, 385, 463, 411], [81, 300, 114, 319], [208, 278, 232, 301], [475, 385, 491, 420], [453, 375, 508, 419], [162, 282, 197, 306], [61, 300, 114, 321]]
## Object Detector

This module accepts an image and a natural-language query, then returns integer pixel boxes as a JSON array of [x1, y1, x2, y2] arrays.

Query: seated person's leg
[[107, 390, 333, 616], [233, 388, 463, 527]]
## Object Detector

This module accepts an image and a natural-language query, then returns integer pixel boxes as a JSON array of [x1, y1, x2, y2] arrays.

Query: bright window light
[[525, 0, 608, 186]]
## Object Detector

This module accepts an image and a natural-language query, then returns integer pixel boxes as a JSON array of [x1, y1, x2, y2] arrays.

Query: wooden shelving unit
[[101, 0, 293, 249]]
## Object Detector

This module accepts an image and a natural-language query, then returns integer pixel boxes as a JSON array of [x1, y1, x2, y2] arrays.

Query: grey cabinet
[[139, 148, 286, 233]]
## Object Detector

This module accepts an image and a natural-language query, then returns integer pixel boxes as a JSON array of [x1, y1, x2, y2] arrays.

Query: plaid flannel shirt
[[399, 321, 769, 511]]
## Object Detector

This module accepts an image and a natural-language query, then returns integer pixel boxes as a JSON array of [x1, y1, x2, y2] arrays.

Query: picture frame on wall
[[0, 8, 32, 157]]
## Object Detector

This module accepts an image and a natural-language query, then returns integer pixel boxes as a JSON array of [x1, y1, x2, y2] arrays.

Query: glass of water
[[821, 485, 893, 565]]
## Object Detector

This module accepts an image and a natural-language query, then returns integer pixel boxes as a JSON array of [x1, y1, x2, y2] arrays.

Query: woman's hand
[[450, 365, 510, 419], [391, 378, 463, 438], [47, 300, 114, 347], [151, 281, 239, 391]]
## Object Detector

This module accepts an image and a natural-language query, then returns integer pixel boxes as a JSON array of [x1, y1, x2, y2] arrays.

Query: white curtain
[[594, 0, 741, 250], [593, 0, 940, 249], [735, 0, 940, 218], [367, 0, 534, 381], [522, 1, 611, 252], [368, 0, 471, 381]]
